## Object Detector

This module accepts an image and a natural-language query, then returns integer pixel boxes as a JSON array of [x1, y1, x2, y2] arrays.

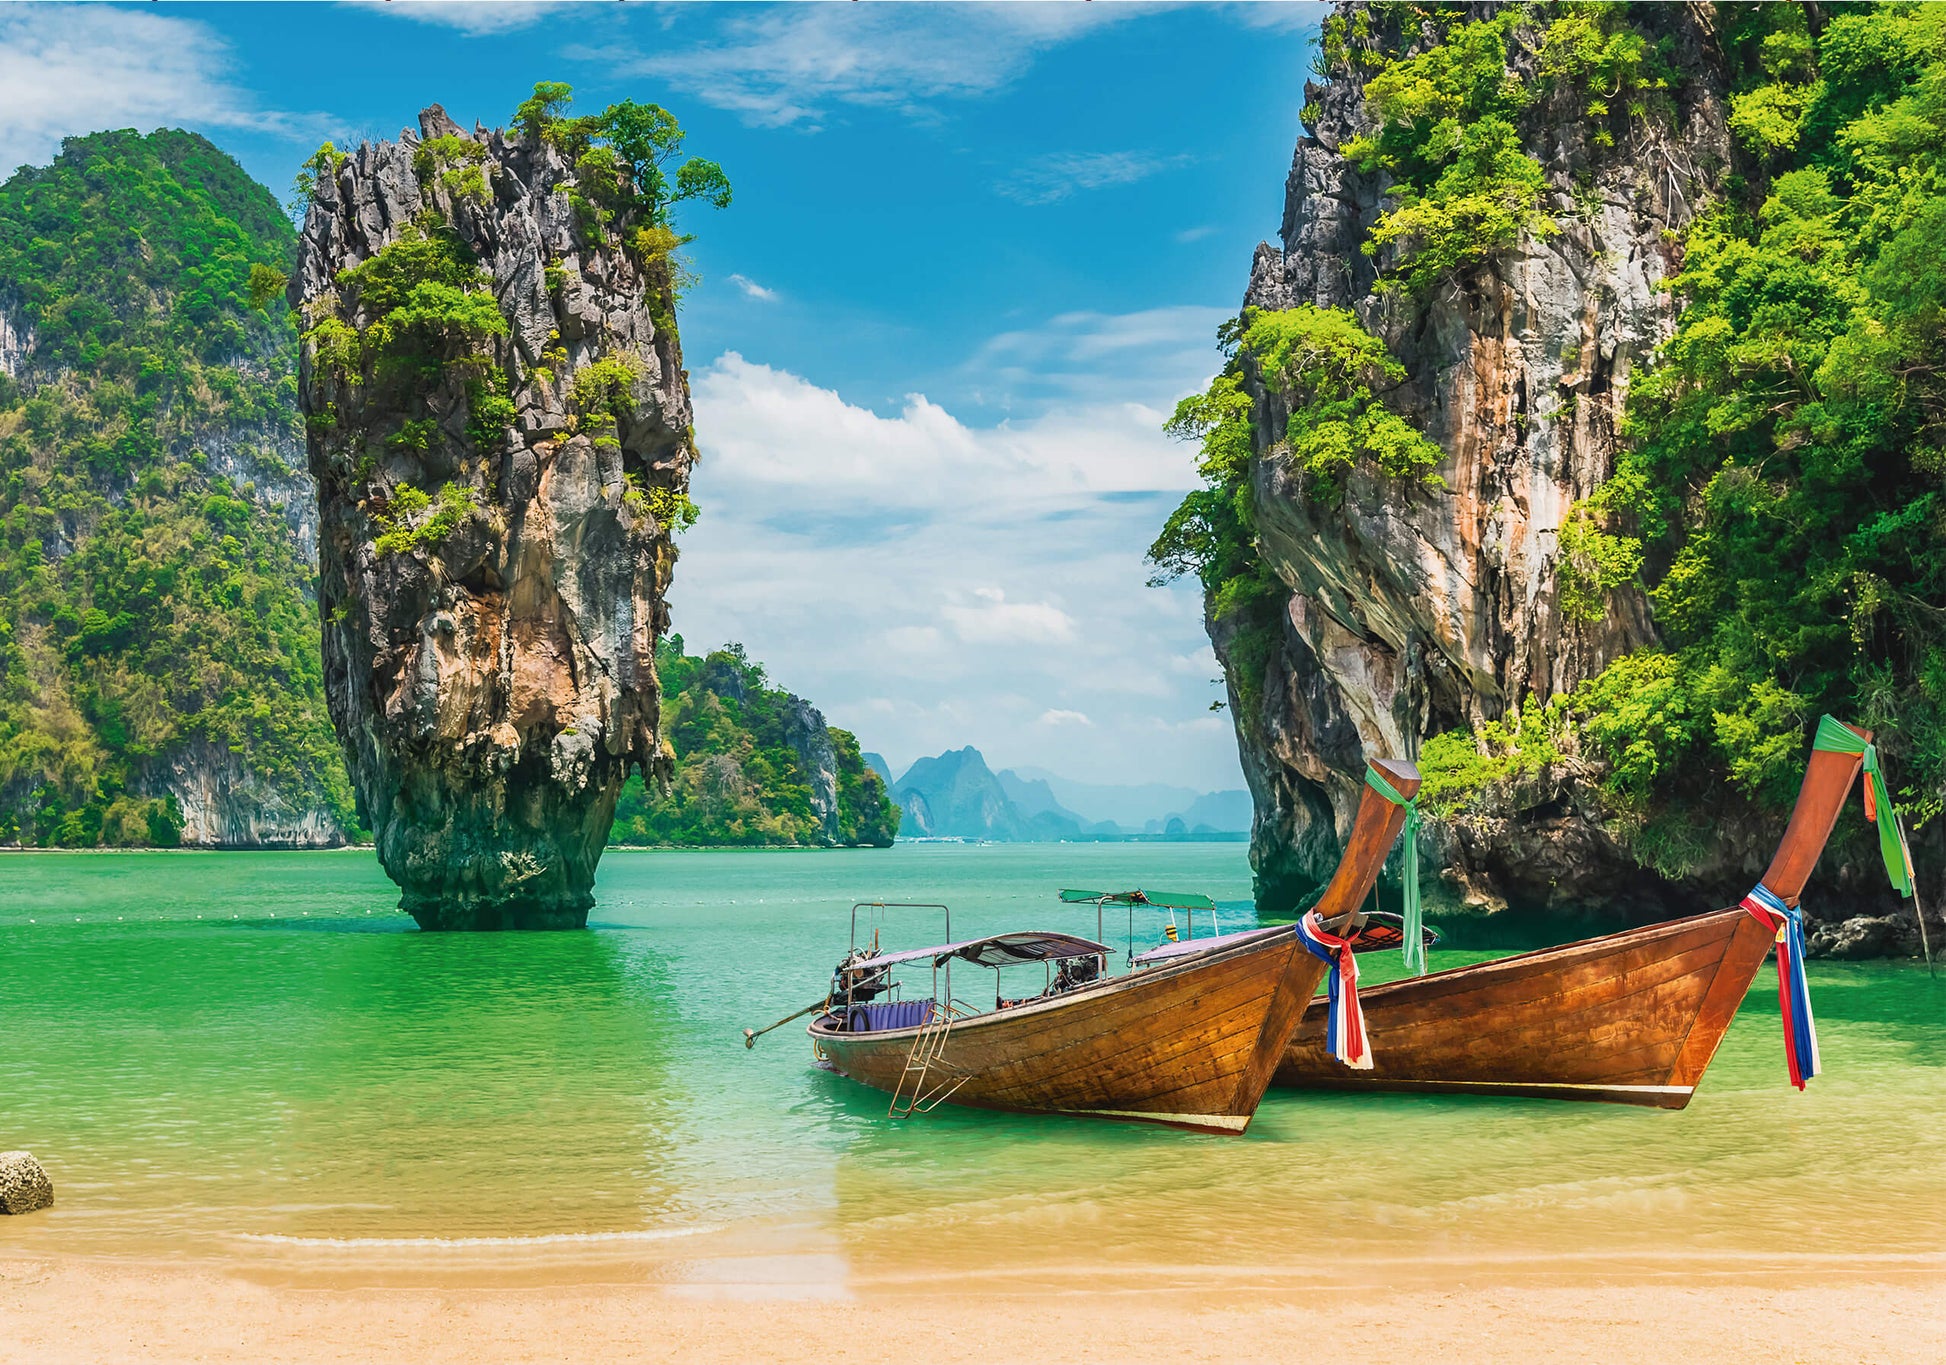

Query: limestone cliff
[[1221, 4, 1735, 919], [0, 129, 355, 850], [291, 105, 696, 929]]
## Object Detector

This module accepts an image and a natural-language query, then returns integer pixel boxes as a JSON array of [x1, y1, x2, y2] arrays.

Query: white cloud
[[344, 1, 559, 36], [690, 351, 1193, 513], [584, 4, 1131, 129], [997, 151, 1194, 207], [965, 305, 1232, 411], [671, 311, 1247, 791], [726, 273, 780, 302], [0, 5, 307, 174], [943, 591, 1076, 645], [1175, 225, 1219, 244]]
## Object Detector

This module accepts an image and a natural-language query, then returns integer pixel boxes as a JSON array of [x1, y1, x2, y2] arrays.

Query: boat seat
[[847, 999, 935, 1032]]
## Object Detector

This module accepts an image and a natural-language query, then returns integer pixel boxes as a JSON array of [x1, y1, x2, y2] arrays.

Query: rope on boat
[[1364, 763, 1425, 976], [1741, 883, 1821, 1090], [1296, 912, 1372, 1070], [1737, 717, 1931, 1087]]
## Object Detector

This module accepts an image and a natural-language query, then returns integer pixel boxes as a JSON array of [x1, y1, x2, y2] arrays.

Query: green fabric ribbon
[[1365, 763, 1426, 975], [1812, 715, 1914, 897]]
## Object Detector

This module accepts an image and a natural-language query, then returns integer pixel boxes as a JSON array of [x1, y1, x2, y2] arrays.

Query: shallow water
[[2, 847, 1942, 1290]]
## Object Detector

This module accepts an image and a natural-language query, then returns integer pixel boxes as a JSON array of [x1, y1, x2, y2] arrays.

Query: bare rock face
[[1226, 4, 1733, 914], [290, 106, 694, 929], [0, 1151, 53, 1214], [778, 695, 843, 844], [162, 739, 347, 849]]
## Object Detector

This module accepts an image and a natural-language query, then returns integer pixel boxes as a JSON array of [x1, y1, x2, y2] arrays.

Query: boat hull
[[812, 930, 1327, 1134], [1275, 905, 1776, 1108]]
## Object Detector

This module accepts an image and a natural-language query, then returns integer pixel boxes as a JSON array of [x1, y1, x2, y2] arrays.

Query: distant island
[[874, 745, 1248, 843], [608, 639, 897, 849]]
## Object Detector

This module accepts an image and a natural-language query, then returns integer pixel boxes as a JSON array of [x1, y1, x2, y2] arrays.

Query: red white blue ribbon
[[1741, 882, 1821, 1090], [1296, 911, 1371, 1070]]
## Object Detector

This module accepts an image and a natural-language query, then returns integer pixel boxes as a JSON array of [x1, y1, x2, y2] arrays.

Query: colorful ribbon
[[1812, 715, 1915, 897], [1741, 882, 1821, 1090], [1297, 911, 1372, 1069], [1364, 763, 1426, 976]]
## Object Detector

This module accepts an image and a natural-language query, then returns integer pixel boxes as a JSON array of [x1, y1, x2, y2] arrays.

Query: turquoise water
[[2, 846, 1942, 1288]]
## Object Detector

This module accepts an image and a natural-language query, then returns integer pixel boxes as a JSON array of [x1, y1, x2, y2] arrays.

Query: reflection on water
[[1, 846, 1942, 1290]]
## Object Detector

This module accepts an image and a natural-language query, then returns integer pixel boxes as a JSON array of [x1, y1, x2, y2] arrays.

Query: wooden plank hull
[[1274, 721, 1868, 1108], [812, 930, 1328, 1134], [1275, 906, 1777, 1108]]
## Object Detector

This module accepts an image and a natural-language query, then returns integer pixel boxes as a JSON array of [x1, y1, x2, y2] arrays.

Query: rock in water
[[0, 1152, 53, 1214], [290, 105, 696, 929]]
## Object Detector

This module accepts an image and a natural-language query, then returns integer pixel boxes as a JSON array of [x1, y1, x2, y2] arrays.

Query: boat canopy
[[1058, 888, 1216, 912], [848, 931, 1112, 972], [1131, 926, 1285, 967]]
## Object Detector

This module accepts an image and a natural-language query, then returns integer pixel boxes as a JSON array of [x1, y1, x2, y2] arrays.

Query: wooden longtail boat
[[1275, 722, 1872, 1108], [807, 759, 1421, 1134]]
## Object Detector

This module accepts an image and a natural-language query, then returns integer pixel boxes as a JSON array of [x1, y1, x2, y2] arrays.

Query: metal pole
[[1892, 815, 1934, 978]]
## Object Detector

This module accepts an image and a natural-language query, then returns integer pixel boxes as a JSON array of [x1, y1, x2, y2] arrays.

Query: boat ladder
[[888, 1004, 968, 1118]]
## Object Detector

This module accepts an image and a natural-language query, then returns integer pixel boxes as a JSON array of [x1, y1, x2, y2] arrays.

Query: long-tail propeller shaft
[[743, 999, 827, 1048]]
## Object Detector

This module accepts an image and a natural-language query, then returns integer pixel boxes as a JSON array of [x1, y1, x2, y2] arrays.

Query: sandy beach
[[4, 1253, 1943, 1364]]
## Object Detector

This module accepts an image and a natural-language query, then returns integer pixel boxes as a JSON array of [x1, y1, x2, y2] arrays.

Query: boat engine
[[833, 947, 892, 1004], [1050, 955, 1102, 994]]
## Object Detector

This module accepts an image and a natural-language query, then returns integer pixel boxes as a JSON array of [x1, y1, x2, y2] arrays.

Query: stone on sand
[[0, 1151, 52, 1214]]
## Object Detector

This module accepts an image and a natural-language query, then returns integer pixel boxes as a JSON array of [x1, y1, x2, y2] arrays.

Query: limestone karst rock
[[1220, 4, 1732, 916], [290, 105, 695, 929]]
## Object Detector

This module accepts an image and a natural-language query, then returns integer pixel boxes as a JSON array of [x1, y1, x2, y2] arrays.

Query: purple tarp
[[847, 999, 936, 1032]]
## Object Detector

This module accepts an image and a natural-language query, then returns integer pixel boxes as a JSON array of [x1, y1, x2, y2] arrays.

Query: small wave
[[231, 1225, 720, 1249]]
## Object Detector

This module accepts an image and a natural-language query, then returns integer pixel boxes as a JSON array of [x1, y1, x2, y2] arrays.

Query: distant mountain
[[1004, 767, 1245, 829], [893, 746, 1082, 840], [890, 747, 1246, 841], [863, 752, 894, 786], [993, 769, 1109, 831], [1174, 789, 1253, 833]]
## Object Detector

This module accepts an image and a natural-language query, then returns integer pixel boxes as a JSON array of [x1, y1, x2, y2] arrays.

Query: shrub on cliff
[[1333, 2, 1674, 295], [1148, 306, 1439, 709], [511, 82, 731, 228]]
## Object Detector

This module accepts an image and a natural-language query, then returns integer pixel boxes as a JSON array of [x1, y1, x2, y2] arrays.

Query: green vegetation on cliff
[[1329, 1, 1674, 294], [1564, 1, 1946, 844], [609, 637, 899, 847], [1148, 306, 1438, 708], [0, 129, 352, 845], [1323, 1, 1943, 870]]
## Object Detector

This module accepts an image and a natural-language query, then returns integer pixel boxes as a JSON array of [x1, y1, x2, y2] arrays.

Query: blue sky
[[0, 1, 1326, 791]]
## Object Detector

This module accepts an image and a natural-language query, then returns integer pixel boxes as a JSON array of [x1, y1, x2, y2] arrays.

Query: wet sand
[[4, 1253, 1943, 1364]]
